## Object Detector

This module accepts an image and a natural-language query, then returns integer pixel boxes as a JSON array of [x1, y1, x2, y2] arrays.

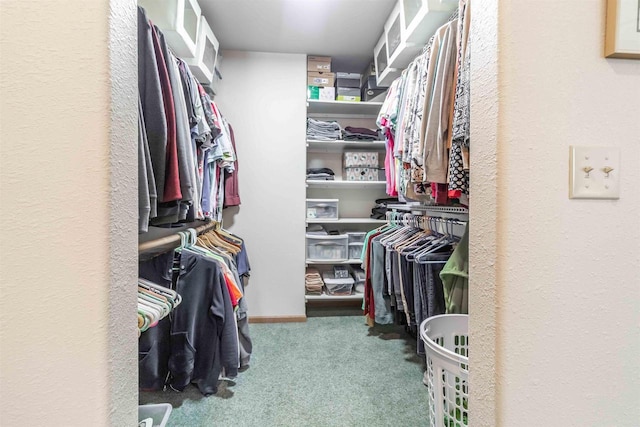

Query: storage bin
[[361, 75, 388, 91], [333, 265, 350, 279], [306, 234, 348, 261], [322, 273, 354, 295], [184, 16, 218, 84], [352, 267, 366, 282], [362, 86, 388, 102], [400, 0, 457, 45], [208, 65, 222, 96], [138, 404, 172, 427], [345, 167, 382, 181], [385, 2, 402, 58], [374, 34, 389, 80], [347, 232, 366, 245], [349, 242, 364, 259], [306, 199, 339, 220], [138, 0, 201, 58], [344, 152, 379, 168]]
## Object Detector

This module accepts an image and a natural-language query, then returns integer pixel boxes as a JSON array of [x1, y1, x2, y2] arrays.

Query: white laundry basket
[[138, 403, 172, 427], [420, 314, 469, 427]]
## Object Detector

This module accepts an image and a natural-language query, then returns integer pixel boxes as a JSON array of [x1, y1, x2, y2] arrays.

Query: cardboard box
[[336, 72, 361, 79], [337, 87, 360, 97], [361, 86, 388, 101], [336, 95, 361, 102], [336, 77, 361, 88], [307, 55, 331, 72], [308, 86, 335, 100], [361, 75, 387, 91], [308, 71, 335, 87], [319, 86, 335, 100], [308, 85, 320, 100]]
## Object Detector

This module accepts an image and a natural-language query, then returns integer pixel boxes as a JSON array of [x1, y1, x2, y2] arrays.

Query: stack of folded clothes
[[370, 197, 400, 219], [342, 126, 382, 141], [306, 167, 335, 181], [307, 118, 341, 140], [305, 268, 324, 295]]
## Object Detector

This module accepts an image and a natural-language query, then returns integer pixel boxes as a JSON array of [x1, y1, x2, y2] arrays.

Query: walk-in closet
[[3, 0, 639, 426], [135, 0, 472, 425]]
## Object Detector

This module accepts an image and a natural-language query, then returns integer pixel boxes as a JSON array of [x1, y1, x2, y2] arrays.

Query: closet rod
[[138, 220, 218, 254]]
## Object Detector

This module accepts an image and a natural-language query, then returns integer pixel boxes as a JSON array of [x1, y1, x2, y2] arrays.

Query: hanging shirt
[[422, 19, 458, 184], [223, 124, 241, 207], [137, 7, 167, 205], [138, 97, 157, 232], [150, 23, 181, 202]]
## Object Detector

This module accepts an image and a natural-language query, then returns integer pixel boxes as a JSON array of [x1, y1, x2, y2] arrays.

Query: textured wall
[[108, 0, 139, 425], [472, 0, 640, 425], [0, 1, 138, 425], [468, 0, 499, 425], [218, 51, 307, 318]]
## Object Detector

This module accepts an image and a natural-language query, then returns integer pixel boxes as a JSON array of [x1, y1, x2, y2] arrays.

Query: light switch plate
[[569, 146, 620, 199]]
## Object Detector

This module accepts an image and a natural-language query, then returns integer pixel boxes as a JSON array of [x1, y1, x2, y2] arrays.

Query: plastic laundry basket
[[420, 314, 469, 427], [138, 403, 172, 427]]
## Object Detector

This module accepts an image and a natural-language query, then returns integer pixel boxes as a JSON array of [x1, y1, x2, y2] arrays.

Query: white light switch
[[569, 146, 620, 199]]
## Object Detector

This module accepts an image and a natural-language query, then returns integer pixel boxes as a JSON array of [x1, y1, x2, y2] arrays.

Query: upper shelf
[[306, 180, 387, 189], [307, 140, 386, 153], [306, 218, 386, 224], [307, 100, 383, 116]]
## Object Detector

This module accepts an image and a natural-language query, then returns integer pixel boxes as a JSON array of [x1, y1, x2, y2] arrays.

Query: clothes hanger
[[414, 218, 453, 263], [138, 279, 181, 307], [382, 213, 421, 243], [201, 229, 239, 254]]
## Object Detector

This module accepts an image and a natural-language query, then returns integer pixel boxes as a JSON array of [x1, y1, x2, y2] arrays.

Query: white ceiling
[[199, 0, 396, 72]]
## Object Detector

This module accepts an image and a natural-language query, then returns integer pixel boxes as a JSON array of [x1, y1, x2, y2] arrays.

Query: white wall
[[218, 51, 307, 319], [0, 1, 138, 426], [471, 0, 640, 425]]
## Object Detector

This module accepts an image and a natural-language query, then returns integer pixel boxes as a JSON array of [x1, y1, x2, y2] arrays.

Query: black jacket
[[139, 249, 238, 395]]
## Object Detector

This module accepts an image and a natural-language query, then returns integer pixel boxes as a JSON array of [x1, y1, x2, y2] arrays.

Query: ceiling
[[199, 0, 396, 72]]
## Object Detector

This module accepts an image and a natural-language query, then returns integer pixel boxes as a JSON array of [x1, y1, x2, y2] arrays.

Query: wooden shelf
[[305, 294, 364, 302], [306, 180, 386, 189], [306, 140, 386, 153], [306, 99, 383, 116], [306, 218, 386, 224]]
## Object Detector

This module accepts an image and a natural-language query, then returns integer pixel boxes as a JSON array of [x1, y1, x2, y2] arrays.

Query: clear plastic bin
[[306, 199, 339, 220], [349, 243, 364, 259], [347, 232, 366, 245], [306, 234, 348, 261], [322, 273, 354, 295]]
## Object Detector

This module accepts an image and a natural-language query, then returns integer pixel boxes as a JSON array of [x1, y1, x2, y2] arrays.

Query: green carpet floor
[[139, 316, 428, 426]]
